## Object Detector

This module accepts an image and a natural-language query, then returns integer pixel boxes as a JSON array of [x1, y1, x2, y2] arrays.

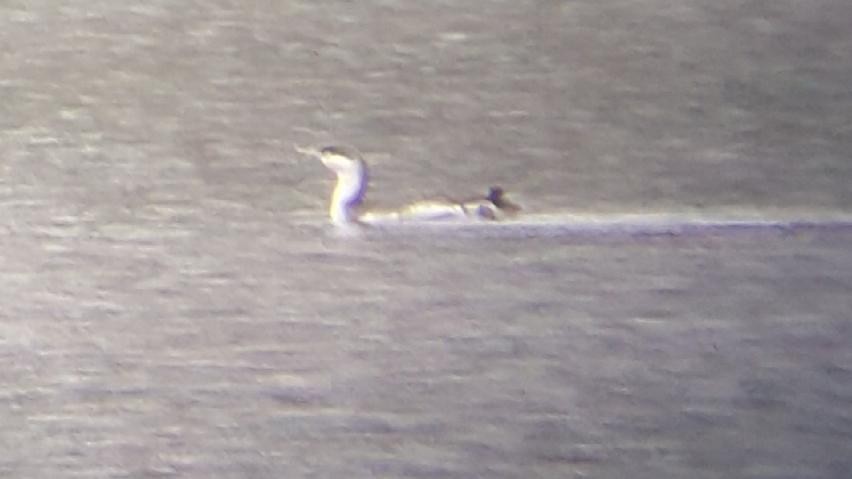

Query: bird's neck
[[329, 166, 367, 224]]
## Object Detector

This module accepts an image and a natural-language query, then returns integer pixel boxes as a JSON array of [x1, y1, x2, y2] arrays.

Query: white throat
[[328, 160, 368, 224]]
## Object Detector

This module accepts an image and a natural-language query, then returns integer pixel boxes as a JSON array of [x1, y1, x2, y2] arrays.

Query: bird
[[296, 145, 520, 226]]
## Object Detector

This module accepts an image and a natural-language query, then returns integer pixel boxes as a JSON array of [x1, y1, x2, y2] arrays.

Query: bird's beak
[[294, 145, 323, 161]]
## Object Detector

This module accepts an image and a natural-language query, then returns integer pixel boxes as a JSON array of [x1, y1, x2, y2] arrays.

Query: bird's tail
[[486, 186, 521, 214]]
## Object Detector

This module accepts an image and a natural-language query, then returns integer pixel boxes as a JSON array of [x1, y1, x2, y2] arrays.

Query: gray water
[[2, 1, 851, 478]]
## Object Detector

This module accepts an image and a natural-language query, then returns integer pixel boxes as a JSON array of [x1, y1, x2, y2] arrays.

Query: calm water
[[2, 1, 851, 478]]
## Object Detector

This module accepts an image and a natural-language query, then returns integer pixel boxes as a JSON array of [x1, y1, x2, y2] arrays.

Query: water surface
[[2, 1, 851, 477]]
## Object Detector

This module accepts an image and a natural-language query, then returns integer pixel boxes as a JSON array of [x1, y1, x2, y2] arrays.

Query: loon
[[296, 145, 520, 226]]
